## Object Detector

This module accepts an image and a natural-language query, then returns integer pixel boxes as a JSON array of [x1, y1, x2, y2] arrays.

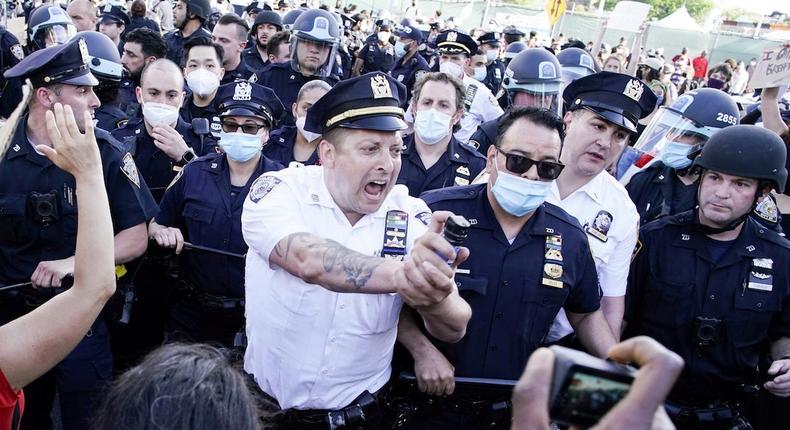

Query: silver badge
[[233, 82, 253, 101], [623, 79, 644, 102]]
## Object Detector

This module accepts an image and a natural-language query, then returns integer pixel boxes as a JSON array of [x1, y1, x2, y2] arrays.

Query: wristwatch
[[178, 148, 197, 166]]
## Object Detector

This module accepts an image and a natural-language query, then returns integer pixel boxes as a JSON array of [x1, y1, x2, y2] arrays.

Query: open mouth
[[363, 179, 388, 200], [586, 152, 605, 162]]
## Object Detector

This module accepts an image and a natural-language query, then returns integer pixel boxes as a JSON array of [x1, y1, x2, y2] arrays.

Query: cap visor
[[587, 107, 636, 133], [60, 71, 100, 87], [338, 115, 406, 132], [220, 106, 269, 123]]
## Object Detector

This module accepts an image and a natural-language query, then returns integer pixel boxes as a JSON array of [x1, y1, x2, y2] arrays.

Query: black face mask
[[706, 78, 725, 89]]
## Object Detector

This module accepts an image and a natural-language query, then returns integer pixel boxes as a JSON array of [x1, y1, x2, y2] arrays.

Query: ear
[[291, 102, 298, 119], [135, 86, 143, 104], [485, 144, 497, 174], [562, 110, 574, 129], [217, 67, 225, 81], [35, 87, 54, 108], [144, 56, 157, 66], [258, 128, 270, 147], [240, 40, 247, 50], [451, 107, 463, 125], [318, 139, 335, 167]]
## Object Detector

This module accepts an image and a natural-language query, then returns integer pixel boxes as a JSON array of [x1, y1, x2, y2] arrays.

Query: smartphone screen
[[550, 366, 633, 427]]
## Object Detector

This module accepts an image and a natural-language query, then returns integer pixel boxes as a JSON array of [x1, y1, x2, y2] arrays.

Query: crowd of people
[[0, 0, 790, 429]]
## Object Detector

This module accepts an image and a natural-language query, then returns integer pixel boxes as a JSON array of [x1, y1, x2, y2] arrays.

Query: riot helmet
[[282, 8, 304, 31], [289, 9, 339, 78], [556, 47, 597, 85], [501, 48, 562, 112], [502, 41, 527, 67], [29, 5, 77, 50], [79, 31, 123, 83], [186, 0, 211, 21]]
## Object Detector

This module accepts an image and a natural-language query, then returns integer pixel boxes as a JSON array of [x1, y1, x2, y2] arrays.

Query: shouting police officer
[[624, 125, 790, 429]]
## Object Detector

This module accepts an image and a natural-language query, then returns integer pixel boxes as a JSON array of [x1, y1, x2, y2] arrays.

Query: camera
[[694, 316, 721, 347], [549, 345, 636, 428], [28, 191, 59, 224]]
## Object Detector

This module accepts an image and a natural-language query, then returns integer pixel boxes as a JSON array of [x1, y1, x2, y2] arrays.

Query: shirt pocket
[[350, 293, 401, 335], [642, 274, 694, 328], [521, 284, 569, 352], [0, 194, 33, 244], [730, 288, 780, 349], [182, 202, 215, 241]]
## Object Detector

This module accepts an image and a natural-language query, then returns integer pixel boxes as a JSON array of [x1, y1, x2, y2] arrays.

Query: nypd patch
[[249, 175, 281, 203], [121, 153, 140, 187], [415, 211, 432, 226]]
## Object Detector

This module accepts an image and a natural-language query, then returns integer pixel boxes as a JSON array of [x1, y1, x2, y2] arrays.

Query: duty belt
[[276, 390, 385, 430], [178, 281, 244, 311], [665, 400, 752, 430]]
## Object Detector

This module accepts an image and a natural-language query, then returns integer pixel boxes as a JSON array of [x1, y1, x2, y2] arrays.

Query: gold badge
[[623, 79, 644, 102], [447, 31, 458, 42], [454, 176, 469, 186], [545, 248, 563, 261], [371, 74, 393, 99], [456, 166, 470, 176], [544, 263, 563, 279], [233, 82, 252, 101], [78, 38, 90, 65]]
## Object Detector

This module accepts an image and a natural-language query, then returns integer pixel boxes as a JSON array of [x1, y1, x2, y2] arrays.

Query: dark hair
[[265, 30, 290, 57], [412, 72, 466, 133], [217, 13, 250, 42], [124, 27, 167, 59], [184, 36, 224, 66], [708, 63, 732, 81], [130, 0, 146, 18], [495, 106, 565, 149], [91, 343, 262, 430]]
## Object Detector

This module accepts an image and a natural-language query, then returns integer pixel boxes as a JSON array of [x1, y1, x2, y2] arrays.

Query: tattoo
[[274, 233, 384, 291]]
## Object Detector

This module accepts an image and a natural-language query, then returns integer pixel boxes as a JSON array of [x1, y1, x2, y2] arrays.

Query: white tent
[[653, 6, 704, 32]]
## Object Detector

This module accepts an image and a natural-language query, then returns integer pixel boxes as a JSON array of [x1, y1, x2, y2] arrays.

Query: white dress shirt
[[545, 171, 639, 342], [241, 165, 430, 410]]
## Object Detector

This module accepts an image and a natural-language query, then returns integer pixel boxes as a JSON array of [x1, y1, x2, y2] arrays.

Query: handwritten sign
[[607, 1, 651, 33], [749, 44, 790, 89]]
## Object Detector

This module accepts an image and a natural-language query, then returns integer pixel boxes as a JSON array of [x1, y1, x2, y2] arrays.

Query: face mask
[[186, 68, 220, 97], [491, 159, 552, 217], [219, 131, 262, 162], [485, 50, 498, 62], [472, 66, 487, 82], [394, 41, 407, 58], [439, 61, 463, 79], [414, 109, 452, 145], [295, 116, 321, 142], [143, 102, 179, 127], [378, 31, 391, 43], [660, 139, 694, 169], [707, 78, 725, 89]]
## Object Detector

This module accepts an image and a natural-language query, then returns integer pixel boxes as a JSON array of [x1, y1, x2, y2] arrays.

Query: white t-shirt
[[241, 165, 430, 410]]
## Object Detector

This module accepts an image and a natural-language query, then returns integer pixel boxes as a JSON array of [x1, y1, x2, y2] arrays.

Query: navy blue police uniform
[[111, 116, 217, 202], [478, 32, 506, 94], [396, 133, 486, 197], [242, 46, 267, 72], [0, 37, 157, 430], [164, 26, 213, 66], [263, 125, 320, 167], [220, 57, 256, 85], [97, 5, 131, 55], [116, 76, 140, 117], [254, 61, 338, 126], [0, 26, 24, 102], [179, 90, 222, 137], [409, 184, 601, 429], [467, 116, 499, 155], [357, 33, 396, 74], [390, 25, 429, 102], [627, 161, 783, 232], [95, 103, 129, 131]]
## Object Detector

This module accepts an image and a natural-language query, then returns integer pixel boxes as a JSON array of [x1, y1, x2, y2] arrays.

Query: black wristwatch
[[178, 148, 196, 165]]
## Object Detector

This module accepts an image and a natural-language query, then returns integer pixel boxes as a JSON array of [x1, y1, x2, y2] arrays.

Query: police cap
[[436, 30, 477, 56], [304, 72, 406, 134], [502, 25, 525, 37], [395, 25, 423, 43], [4, 36, 98, 87], [216, 81, 284, 128], [98, 4, 130, 27], [563, 71, 657, 133], [477, 31, 501, 47]]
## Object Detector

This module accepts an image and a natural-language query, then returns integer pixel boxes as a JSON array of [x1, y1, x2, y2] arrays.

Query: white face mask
[[186, 68, 220, 97], [142, 102, 179, 127], [439, 61, 464, 79], [414, 108, 452, 145], [378, 31, 391, 43], [485, 49, 498, 62], [295, 116, 321, 142], [472, 66, 487, 82]]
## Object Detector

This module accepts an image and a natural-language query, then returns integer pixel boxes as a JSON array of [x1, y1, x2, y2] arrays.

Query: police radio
[[28, 191, 59, 223]]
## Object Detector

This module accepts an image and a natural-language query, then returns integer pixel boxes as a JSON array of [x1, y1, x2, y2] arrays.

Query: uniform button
[[759, 229, 765, 234], [321, 369, 328, 375], [330, 337, 337, 343], [503, 281, 509, 287], [709, 295, 715, 300], [757, 302, 762, 308], [496, 312, 503, 319], [339, 303, 346, 309]]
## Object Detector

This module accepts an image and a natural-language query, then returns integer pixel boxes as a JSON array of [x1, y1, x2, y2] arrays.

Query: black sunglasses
[[221, 121, 268, 135], [496, 146, 564, 180]]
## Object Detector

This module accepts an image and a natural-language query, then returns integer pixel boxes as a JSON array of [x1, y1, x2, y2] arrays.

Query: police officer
[[180, 37, 224, 132], [402, 107, 615, 429], [468, 48, 563, 154], [556, 46, 598, 89], [149, 81, 284, 346], [242, 10, 282, 72], [0, 24, 24, 103], [0, 36, 156, 430], [502, 25, 525, 49], [477, 31, 505, 94], [421, 30, 502, 144], [281, 8, 303, 31], [212, 13, 256, 85], [254, 8, 340, 126], [622, 88, 783, 231], [390, 24, 429, 102], [353, 18, 396, 75], [97, 4, 129, 56], [398, 72, 485, 197], [118, 27, 167, 118], [502, 40, 527, 68], [544, 72, 657, 347], [111, 59, 216, 202], [81, 31, 129, 131], [165, 0, 213, 66], [624, 125, 790, 430], [263, 79, 330, 166]]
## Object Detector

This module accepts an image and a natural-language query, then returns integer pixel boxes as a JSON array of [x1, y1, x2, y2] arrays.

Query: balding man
[[67, 0, 98, 32], [111, 59, 216, 201]]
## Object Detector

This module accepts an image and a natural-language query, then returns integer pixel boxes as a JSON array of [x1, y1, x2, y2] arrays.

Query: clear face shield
[[508, 83, 561, 114], [42, 23, 77, 48], [290, 35, 338, 78], [617, 107, 715, 183]]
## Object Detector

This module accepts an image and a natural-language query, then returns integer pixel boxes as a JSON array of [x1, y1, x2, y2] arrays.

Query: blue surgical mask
[[660, 139, 694, 169], [491, 159, 552, 217], [472, 66, 487, 82], [219, 131, 262, 162], [394, 41, 407, 58]]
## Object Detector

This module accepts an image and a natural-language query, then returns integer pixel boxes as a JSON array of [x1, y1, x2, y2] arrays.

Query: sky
[[709, 0, 790, 16]]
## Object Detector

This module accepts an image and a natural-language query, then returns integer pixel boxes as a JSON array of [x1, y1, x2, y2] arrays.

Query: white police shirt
[[403, 74, 503, 144], [241, 165, 430, 410], [545, 171, 639, 342]]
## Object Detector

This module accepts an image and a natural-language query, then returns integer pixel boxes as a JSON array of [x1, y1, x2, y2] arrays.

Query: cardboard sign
[[607, 1, 651, 33], [749, 44, 790, 89]]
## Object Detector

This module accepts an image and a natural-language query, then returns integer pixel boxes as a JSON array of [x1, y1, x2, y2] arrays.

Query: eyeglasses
[[496, 146, 564, 180], [221, 121, 267, 135]]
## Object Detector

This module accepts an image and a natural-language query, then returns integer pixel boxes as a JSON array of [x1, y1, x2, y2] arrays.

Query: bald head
[[141, 59, 185, 89], [67, 0, 98, 32], [137, 59, 186, 114]]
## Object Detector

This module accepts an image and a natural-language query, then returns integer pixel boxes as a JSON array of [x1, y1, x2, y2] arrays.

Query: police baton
[[183, 242, 247, 260], [0, 274, 74, 294], [399, 372, 518, 390]]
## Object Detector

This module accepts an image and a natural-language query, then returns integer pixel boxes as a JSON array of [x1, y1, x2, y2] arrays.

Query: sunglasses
[[221, 121, 267, 135], [496, 146, 564, 180]]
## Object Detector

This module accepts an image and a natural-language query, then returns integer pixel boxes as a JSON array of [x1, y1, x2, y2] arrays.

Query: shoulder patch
[[116, 119, 128, 129], [11, 44, 24, 61], [249, 175, 281, 203], [415, 211, 432, 226], [468, 139, 480, 150], [166, 166, 184, 191], [754, 195, 779, 224], [121, 153, 141, 187]]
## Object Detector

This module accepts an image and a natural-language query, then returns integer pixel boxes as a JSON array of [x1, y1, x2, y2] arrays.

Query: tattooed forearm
[[274, 233, 385, 291]]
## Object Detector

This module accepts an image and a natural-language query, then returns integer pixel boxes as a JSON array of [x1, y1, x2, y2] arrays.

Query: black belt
[[178, 281, 244, 311], [665, 400, 751, 430]]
